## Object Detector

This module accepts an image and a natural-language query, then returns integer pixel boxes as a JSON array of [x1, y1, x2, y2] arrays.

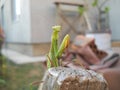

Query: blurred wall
[[0, 0, 120, 44], [0, 0, 31, 43], [30, 0, 55, 43], [109, 0, 120, 41]]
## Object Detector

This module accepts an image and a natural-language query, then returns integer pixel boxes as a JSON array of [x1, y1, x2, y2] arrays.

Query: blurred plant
[[0, 78, 6, 85], [0, 56, 6, 87], [47, 25, 70, 68], [0, 27, 6, 86], [29, 81, 41, 90], [92, 0, 111, 31], [77, 0, 111, 32], [0, 56, 7, 76], [78, 6, 86, 15]]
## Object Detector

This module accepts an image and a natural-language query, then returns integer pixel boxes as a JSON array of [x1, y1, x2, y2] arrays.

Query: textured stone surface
[[39, 67, 108, 90]]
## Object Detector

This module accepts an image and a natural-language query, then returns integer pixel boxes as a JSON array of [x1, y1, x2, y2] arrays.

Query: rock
[[39, 67, 108, 90]]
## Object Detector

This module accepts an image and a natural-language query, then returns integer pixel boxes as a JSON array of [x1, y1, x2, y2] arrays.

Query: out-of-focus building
[[0, 0, 120, 56], [0, 0, 56, 56]]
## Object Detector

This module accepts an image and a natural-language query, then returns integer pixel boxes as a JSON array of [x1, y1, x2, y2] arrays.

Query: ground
[[0, 60, 46, 90]]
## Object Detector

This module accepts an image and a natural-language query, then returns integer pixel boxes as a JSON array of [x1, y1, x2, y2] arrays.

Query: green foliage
[[47, 55, 52, 68], [91, 0, 111, 30], [104, 6, 110, 13], [29, 82, 39, 90], [0, 78, 6, 85], [0, 55, 7, 77], [78, 6, 85, 15], [47, 26, 70, 69], [92, 0, 110, 14], [0, 61, 45, 90], [29, 86, 38, 90], [47, 26, 60, 68], [56, 34, 70, 58], [92, 0, 98, 7], [0, 52, 6, 87]]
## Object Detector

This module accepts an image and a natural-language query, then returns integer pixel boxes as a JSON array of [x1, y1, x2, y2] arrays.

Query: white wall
[[0, 0, 31, 43], [30, 0, 56, 43], [109, 0, 120, 40], [1, 0, 120, 44]]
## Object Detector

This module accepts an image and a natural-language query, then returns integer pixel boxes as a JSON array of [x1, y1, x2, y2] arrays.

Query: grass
[[0, 60, 46, 90]]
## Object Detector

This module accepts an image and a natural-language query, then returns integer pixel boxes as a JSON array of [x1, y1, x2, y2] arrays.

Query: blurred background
[[0, 0, 120, 90]]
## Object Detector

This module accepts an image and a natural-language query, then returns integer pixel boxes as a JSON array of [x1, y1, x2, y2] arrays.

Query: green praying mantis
[[47, 25, 70, 68]]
